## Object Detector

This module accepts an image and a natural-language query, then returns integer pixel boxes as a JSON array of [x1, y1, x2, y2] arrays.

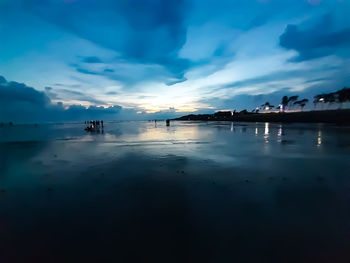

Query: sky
[[0, 0, 350, 122]]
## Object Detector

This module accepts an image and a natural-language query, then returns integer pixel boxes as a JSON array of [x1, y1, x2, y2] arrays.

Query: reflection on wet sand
[[317, 130, 322, 147], [0, 121, 350, 263], [277, 124, 283, 143], [264, 122, 269, 144], [137, 122, 204, 142]]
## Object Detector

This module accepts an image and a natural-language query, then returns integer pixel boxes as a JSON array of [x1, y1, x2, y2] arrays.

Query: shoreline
[[173, 109, 350, 124]]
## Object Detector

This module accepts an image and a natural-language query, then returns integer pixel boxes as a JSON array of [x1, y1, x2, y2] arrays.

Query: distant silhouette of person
[[84, 120, 105, 132]]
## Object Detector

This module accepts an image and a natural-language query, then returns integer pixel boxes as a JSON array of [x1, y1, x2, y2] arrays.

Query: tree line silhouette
[[253, 87, 350, 113]]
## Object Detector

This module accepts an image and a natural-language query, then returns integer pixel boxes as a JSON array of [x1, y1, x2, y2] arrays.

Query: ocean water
[[1, 121, 350, 262]]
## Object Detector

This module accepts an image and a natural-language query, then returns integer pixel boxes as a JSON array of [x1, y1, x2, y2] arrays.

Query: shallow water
[[1, 121, 350, 262]]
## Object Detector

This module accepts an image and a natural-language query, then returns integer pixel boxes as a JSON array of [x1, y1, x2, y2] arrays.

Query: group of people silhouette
[[84, 120, 104, 132]]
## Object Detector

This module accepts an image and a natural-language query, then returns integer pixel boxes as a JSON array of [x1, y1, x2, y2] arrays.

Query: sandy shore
[[1, 121, 350, 262]]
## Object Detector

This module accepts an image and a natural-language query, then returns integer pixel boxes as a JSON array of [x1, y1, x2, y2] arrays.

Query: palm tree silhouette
[[293, 99, 309, 111]]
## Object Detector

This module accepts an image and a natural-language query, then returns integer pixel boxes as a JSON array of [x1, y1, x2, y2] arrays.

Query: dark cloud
[[165, 77, 187, 86], [76, 67, 98, 75], [280, 14, 350, 61], [0, 76, 123, 123], [304, 77, 330, 84], [0, 79, 50, 105], [0, 75, 202, 123], [54, 83, 81, 88], [0, 76, 7, 84], [72, 60, 183, 88], [81, 56, 103, 63], [62, 104, 122, 121], [105, 91, 119, 95], [26, 0, 190, 76], [45, 86, 60, 100]]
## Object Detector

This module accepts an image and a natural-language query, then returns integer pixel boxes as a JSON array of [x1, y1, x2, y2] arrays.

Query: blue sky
[[0, 0, 350, 122]]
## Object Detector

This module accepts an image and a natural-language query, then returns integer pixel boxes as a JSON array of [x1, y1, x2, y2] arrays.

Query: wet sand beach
[[1, 121, 350, 262]]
